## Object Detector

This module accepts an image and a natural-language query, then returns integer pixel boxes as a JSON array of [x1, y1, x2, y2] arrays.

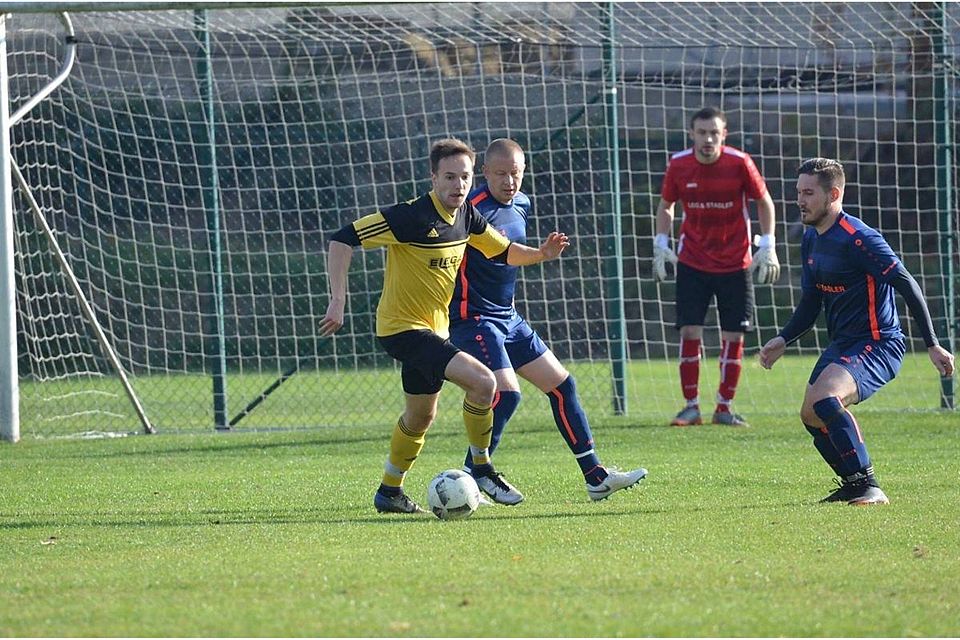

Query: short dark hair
[[798, 157, 845, 191], [484, 138, 524, 162], [430, 138, 475, 173], [690, 106, 726, 129]]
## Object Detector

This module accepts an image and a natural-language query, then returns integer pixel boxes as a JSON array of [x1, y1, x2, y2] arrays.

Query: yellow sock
[[462, 399, 492, 466], [381, 416, 426, 488]]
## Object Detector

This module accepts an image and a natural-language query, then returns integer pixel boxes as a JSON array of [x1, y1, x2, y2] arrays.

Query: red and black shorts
[[675, 262, 755, 332]]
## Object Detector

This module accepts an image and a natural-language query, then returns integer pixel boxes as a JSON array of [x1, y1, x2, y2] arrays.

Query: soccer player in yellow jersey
[[320, 138, 570, 514]]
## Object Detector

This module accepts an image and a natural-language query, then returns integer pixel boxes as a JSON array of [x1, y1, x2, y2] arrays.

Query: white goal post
[[1, 2, 957, 441]]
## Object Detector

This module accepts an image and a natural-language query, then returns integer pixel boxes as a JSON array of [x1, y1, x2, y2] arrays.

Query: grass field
[[2, 359, 959, 636]]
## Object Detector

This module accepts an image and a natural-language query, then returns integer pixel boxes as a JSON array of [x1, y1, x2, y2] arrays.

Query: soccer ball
[[426, 469, 481, 520]]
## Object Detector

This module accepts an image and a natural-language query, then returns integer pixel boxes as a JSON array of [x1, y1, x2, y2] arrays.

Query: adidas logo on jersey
[[427, 228, 439, 238]]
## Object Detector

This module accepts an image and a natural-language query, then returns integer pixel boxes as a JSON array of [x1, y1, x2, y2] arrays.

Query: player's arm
[[653, 197, 679, 281], [655, 197, 676, 237], [756, 191, 776, 238], [320, 212, 395, 336], [320, 239, 353, 336], [750, 191, 780, 284], [467, 205, 568, 266], [760, 235, 821, 370], [505, 231, 569, 266], [886, 263, 956, 376], [852, 230, 955, 375], [743, 155, 780, 284], [759, 289, 823, 369]]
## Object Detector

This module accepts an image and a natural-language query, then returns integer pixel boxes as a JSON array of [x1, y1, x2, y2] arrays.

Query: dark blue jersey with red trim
[[800, 211, 905, 344], [450, 185, 530, 321]]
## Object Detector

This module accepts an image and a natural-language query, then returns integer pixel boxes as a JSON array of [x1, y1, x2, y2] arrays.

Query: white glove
[[653, 234, 678, 282], [750, 234, 780, 284]]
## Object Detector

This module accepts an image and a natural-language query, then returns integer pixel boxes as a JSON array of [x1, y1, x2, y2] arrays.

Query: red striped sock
[[715, 339, 744, 413], [679, 338, 701, 405]]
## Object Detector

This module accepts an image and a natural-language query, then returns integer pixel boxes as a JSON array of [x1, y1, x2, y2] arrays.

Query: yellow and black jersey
[[344, 191, 511, 338]]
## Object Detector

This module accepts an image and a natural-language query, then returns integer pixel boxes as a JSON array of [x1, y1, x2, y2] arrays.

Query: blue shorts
[[448, 313, 549, 372], [809, 336, 906, 403]]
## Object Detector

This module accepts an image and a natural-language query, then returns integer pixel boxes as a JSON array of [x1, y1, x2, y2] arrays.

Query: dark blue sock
[[813, 397, 871, 477], [378, 484, 400, 497], [547, 376, 603, 478], [804, 423, 842, 474], [464, 390, 521, 471]]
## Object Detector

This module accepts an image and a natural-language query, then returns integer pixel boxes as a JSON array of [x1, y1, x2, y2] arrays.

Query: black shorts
[[377, 329, 461, 395], [675, 262, 754, 332]]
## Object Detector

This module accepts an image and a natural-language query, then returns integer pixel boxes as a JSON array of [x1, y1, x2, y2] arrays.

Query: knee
[[799, 402, 820, 428], [812, 397, 844, 427], [403, 410, 435, 433], [545, 373, 574, 395], [468, 368, 497, 406], [803, 422, 827, 438]]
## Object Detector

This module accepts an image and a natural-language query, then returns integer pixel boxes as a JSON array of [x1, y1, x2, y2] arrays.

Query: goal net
[[5, 3, 958, 438]]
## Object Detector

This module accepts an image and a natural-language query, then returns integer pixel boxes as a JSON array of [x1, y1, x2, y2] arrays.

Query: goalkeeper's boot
[[374, 489, 425, 514], [473, 470, 524, 505], [587, 467, 648, 501], [820, 475, 889, 506], [712, 410, 749, 427], [670, 405, 702, 426]]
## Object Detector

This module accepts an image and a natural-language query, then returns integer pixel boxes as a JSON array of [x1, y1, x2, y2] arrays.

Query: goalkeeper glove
[[653, 234, 678, 282], [750, 234, 780, 284]]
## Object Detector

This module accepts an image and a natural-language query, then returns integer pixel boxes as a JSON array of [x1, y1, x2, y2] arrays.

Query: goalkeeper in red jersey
[[654, 106, 780, 427]]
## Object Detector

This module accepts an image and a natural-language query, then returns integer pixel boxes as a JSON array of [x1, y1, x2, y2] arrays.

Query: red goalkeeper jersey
[[660, 145, 768, 273]]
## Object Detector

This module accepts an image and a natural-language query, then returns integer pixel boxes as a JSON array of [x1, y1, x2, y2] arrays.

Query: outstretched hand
[[929, 345, 955, 377], [539, 231, 570, 260]]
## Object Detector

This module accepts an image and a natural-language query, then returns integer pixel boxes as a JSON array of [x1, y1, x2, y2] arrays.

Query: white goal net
[[4, 3, 958, 438]]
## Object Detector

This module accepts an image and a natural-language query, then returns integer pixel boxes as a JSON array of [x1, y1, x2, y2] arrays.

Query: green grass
[[2, 362, 959, 636]]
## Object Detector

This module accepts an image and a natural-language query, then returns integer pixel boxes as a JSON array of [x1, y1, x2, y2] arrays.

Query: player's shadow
[[32, 431, 387, 460], [0, 499, 807, 531]]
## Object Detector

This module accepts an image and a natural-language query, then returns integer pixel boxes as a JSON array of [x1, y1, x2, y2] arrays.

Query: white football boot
[[474, 470, 524, 506], [587, 467, 648, 501]]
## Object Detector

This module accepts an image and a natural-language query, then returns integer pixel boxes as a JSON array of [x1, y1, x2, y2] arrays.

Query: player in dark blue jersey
[[760, 158, 954, 505], [449, 138, 648, 504]]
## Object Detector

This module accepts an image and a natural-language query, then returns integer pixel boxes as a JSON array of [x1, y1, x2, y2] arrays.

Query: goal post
[[1, 11, 155, 441], [1, 14, 18, 442], [2, 3, 957, 441]]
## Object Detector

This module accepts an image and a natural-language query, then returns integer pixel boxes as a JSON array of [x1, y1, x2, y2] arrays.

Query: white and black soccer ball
[[426, 469, 481, 520]]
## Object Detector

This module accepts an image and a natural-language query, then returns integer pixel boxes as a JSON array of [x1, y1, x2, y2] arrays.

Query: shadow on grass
[[16, 431, 389, 460], [0, 498, 809, 531]]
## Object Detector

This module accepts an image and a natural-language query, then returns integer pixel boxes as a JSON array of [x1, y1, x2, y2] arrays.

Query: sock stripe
[[716, 339, 743, 404], [838, 395, 864, 443], [462, 401, 491, 417], [549, 387, 578, 445], [396, 416, 423, 438]]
